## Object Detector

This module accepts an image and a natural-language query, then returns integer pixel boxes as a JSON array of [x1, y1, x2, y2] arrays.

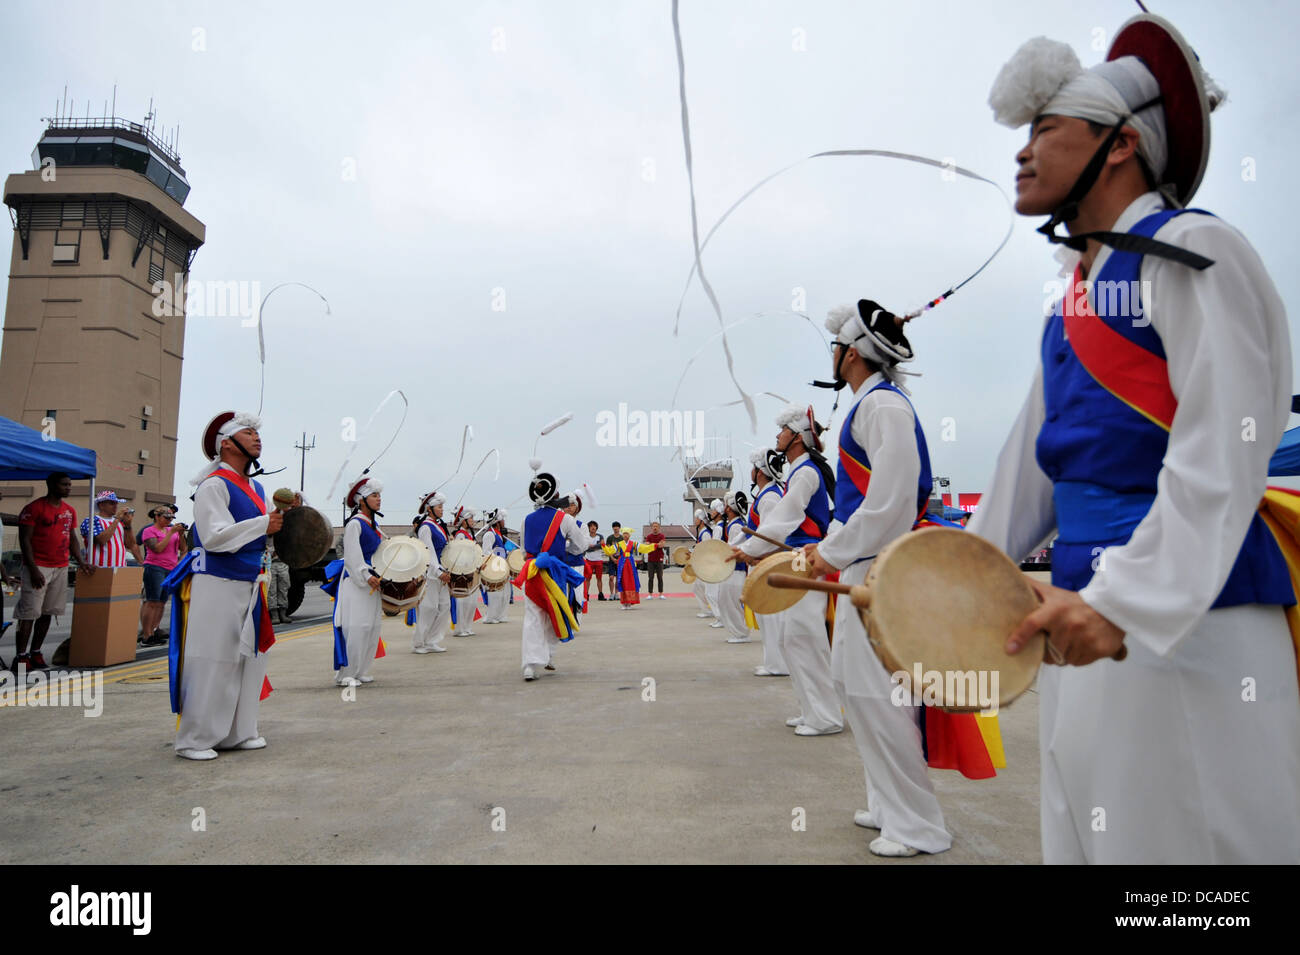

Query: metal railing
[[40, 116, 181, 166]]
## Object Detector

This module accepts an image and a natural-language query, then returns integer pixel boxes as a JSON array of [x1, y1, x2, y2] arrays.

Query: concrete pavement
[[0, 577, 1042, 864]]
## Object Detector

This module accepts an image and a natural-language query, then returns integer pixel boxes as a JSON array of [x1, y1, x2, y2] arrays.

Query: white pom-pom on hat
[[989, 36, 1084, 128]]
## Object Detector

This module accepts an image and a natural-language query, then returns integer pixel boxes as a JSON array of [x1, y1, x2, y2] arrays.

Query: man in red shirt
[[644, 521, 667, 599], [12, 473, 94, 672]]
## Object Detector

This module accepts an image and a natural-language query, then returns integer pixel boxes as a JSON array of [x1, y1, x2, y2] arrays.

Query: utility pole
[[294, 432, 316, 493]]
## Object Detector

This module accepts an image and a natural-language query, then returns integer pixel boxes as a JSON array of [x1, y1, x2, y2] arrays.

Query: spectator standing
[[604, 521, 622, 585], [140, 505, 187, 645], [12, 473, 94, 672], [583, 520, 606, 602], [644, 521, 667, 599], [79, 491, 144, 567], [1, 490, 18, 638]]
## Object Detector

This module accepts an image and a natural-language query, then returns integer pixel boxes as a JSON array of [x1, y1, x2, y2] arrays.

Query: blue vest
[[524, 507, 568, 561], [349, 515, 382, 569], [725, 517, 748, 573], [749, 484, 782, 528], [784, 458, 832, 547], [193, 472, 267, 582], [834, 380, 932, 520], [1038, 207, 1293, 607], [421, 519, 448, 559]]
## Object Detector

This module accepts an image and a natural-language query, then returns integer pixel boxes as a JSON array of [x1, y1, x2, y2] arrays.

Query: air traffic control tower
[[0, 114, 205, 517]]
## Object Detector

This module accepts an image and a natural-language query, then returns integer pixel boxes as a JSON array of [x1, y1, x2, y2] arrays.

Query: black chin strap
[[811, 342, 851, 417], [1036, 96, 1214, 271], [228, 434, 286, 478]]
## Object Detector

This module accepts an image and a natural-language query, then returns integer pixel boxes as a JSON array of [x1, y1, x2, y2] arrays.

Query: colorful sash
[[514, 511, 583, 642]]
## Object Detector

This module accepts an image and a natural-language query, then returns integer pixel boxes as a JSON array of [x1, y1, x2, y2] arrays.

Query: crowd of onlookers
[[2, 472, 189, 673]]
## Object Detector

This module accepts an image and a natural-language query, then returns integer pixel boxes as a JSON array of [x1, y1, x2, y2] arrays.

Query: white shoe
[[726, 636, 753, 643], [335, 677, 360, 687], [234, 737, 267, 751], [429, 645, 447, 653], [795, 723, 844, 737], [523, 666, 536, 681], [755, 667, 789, 677], [453, 631, 470, 637], [658, 595, 666, 599], [785, 716, 805, 728], [709, 622, 724, 629], [465, 629, 476, 635], [358, 675, 375, 684], [695, 612, 712, 618], [853, 809, 881, 830], [177, 748, 218, 761], [414, 647, 432, 654], [869, 836, 919, 857]]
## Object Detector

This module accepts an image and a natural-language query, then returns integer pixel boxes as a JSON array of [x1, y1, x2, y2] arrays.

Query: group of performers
[[160, 12, 1299, 863]]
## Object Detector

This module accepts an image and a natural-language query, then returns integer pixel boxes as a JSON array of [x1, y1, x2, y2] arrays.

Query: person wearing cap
[[80, 491, 144, 568], [264, 488, 298, 625], [332, 477, 387, 687], [139, 504, 188, 646], [748, 449, 789, 677], [971, 15, 1300, 862], [450, 508, 478, 636], [734, 405, 842, 737], [172, 412, 282, 760], [517, 471, 595, 680], [689, 509, 713, 618], [478, 508, 511, 624], [803, 300, 951, 858], [716, 491, 752, 642], [413, 491, 451, 653]]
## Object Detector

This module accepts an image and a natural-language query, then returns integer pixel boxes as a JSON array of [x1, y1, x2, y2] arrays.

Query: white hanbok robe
[[968, 192, 1300, 864], [333, 515, 383, 682], [692, 524, 713, 613], [415, 521, 451, 651], [750, 482, 788, 674], [521, 513, 593, 671], [451, 530, 478, 634], [480, 527, 509, 623], [175, 469, 271, 753], [718, 518, 750, 638], [818, 373, 950, 853], [740, 453, 840, 732]]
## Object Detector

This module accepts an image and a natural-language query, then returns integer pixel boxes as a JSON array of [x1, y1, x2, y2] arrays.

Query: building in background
[[0, 109, 204, 538]]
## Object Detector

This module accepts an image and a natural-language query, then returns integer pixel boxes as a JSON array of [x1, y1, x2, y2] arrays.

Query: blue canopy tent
[[0, 416, 98, 546]]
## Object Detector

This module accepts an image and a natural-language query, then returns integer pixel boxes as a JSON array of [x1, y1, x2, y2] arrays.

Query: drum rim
[[740, 550, 815, 614], [689, 538, 735, 584], [373, 536, 431, 582]]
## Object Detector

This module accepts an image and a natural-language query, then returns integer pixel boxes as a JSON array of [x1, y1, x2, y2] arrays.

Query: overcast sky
[[3, 0, 1298, 531]]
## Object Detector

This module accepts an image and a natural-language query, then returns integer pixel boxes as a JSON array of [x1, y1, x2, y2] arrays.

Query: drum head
[[507, 550, 525, 574], [373, 537, 431, 583], [442, 539, 482, 575], [690, 538, 735, 583], [680, 563, 696, 584], [273, 506, 334, 568], [865, 528, 1042, 710], [742, 551, 816, 614], [670, 545, 691, 566], [481, 554, 510, 585]]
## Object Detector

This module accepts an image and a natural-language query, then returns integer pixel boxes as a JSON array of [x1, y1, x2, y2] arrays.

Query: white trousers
[[334, 575, 382, 681], [415, 577, 450, 650], [718, 569, 749, 638], [1039, 602, 1300, 864], [485, 586, 509, 622], [779, 591, 841, 732], [705, 582, 721, 619], [453, 594, 477, 633], [832, 559, 950, 854], [520, 596, 559, 670], [693, 578, 711, 613], [757, 611, 788, 673], [176, 574, 267, 752]]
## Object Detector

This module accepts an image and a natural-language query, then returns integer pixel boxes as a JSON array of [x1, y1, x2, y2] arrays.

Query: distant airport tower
[[0, 105, 204, 517]]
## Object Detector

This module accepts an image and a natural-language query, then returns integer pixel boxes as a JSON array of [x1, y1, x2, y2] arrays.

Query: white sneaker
[[726, 636, 753, 643], [335, 677, 360, 687], [234, 737, 267, 751], [794, 724, 844, 737], [869, 836, 919, 857], [709, 621, 724, 629], [523, 666, 536, 681], [695, 612, 712, 618], [658, 595, 666, 599], [453, 631, 470, 637], [755, 667, 789, 677], [785, 716, 805, 727], [853, 809, 881, 830], [414, 647, 432, 654], [429, 645, 447, 653], [358, 675, 375, 684], [177, 748, 218, 761]]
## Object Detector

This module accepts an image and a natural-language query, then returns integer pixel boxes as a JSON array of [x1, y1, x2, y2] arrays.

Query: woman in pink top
[[139, 506, 188, 646]]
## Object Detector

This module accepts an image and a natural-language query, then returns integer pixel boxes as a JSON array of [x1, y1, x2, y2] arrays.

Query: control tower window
[[53, 230, 80, 264]]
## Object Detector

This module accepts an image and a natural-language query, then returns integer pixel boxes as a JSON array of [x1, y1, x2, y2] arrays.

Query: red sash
[[221, 467, 269, 515]]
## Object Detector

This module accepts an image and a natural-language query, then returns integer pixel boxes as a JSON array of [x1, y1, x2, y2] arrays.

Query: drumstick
[[735, 526, 792, 552]]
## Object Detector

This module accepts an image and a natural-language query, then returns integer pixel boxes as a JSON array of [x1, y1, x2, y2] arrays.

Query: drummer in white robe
[[175, 411, 282, 760], [704, 499, 725, 628], [735, 405, 842, 737], [478, 508, 510, 624], [690, 508, 713, 618], [971, 15, 1300, 863], [747, 449, 789, 676], [450, 507, 478, 636], [333, 477, 385, 686], [718, 491, 752, 643], [805, 301, 951, 857], [414, 490, 451, 653]]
